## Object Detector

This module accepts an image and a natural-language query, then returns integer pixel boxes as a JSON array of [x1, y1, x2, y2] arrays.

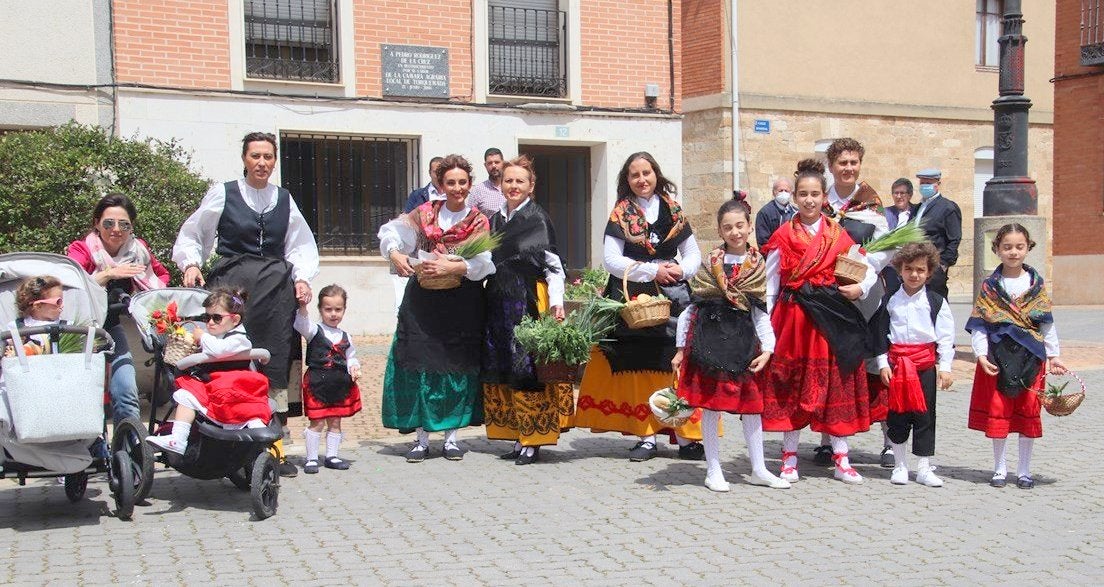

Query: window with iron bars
[[280, 133, 419, 255], [488, 0, 567, 98], [245, 0, 338, 83], [1083, 0, 1104, 65]]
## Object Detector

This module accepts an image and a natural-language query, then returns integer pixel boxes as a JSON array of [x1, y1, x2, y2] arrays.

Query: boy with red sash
[[871, 243, 954, 487]]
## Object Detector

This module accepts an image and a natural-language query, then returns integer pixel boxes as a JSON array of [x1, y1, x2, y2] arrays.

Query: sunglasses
[[101, 219, 133, 232], [32, 297, 63, 307], [200, 312, 236, 324]]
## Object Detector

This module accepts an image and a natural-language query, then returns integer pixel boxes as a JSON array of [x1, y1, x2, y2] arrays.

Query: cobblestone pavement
[[1, 310, 1102, 584]]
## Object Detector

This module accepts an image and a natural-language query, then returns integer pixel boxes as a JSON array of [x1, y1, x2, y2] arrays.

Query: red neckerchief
[[411, 200, 489, 254]]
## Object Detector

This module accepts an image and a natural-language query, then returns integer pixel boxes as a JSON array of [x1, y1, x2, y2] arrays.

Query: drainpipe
[[729, 0, 740, 193]]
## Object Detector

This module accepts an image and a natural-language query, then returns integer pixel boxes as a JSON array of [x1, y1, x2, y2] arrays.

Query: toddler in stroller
[[0, 253, 153, 521], [132, 286, 282, 519]]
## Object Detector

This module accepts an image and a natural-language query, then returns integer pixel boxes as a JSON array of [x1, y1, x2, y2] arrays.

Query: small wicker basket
[[620, 264, 671, 329], [648, 377, 693, 427], [1036, 371, 1086, 417], [834, 255, 868, 286], [535, 360, 585, 385], [414, 261, 463, 290], [162, 333, 199, 368]]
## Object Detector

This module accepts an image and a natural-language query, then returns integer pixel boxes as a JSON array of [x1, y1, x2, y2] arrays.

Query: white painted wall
[[117, 90, 683, 334]]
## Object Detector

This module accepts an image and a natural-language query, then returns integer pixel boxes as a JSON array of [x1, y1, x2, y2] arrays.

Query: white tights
[[702, 411, 771, 482]]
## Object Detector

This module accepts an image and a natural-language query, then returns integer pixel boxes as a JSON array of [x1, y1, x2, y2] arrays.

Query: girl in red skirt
[[758, 159, 877, 485], [147, 287, 271, 455], [295, 284, 362, 474], [674, 193, 789, 492], [967, 224, 1066, 489]]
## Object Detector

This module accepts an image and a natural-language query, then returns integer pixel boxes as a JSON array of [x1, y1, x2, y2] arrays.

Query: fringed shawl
[[690, 246, 767, 312]]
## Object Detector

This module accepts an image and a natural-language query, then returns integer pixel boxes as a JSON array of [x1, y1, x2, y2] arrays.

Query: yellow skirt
[[575, 348, 706, 440], [484, 383, 575, 446]]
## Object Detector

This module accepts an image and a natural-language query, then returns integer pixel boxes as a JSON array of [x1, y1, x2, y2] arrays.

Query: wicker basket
[[162, 333, 199, 368], [535, 360, 585, 385], [1036, 371, 1087, 417], [648, 384, 694, 427], [834, 255, 868, 286], [413, 262, 463, 290], [620, 264, 671, 329]]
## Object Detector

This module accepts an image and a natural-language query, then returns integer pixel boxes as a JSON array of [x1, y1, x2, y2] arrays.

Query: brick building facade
[[1053, 0, 1104, 303]]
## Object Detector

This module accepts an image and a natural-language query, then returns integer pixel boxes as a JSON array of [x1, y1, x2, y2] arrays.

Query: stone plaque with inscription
[[382, 44, 449, 98]]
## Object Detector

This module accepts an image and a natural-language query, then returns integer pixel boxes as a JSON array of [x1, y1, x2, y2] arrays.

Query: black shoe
[[678, 442, 705, 461], [813, 445, 833, 466], [628, 441, 657, 462], [324, 457, 350, 470], [500, 445, 522, 460], [880, 446, 895, 468], [990, 474, 1007, 488], [443, 443, 464, 461], [303, 460, 320, 474], [1016, 475, 1034, 489], [515, 447, 540, 466], [278, 461, 299, 478], [405, 445, 428, 463]]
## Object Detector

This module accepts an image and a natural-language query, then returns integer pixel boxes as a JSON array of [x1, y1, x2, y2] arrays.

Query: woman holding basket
[[574, 152, 704, 462]]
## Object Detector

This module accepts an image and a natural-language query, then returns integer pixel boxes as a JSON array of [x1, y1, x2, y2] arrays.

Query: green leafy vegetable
[[863, 221, 928, 253], [452, 232, 503, 259]]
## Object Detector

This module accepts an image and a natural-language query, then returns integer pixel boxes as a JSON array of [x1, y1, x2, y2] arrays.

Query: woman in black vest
[[173, 132, 320, 477]]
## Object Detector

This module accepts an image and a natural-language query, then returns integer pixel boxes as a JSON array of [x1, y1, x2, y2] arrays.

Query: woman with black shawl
[[482, 156, 571, 466]]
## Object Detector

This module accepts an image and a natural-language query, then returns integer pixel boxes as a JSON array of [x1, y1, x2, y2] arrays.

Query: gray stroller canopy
[[128, 287, 210, 348], [0, 252, 108, 328]]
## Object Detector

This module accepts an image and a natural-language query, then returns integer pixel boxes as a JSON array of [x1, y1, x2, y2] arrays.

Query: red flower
[[155, 323, 167, 334], [151, 310, 162, 319]]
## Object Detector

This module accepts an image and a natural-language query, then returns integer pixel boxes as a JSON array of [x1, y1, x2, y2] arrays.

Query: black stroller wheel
[[250, 451, 279, 520], [227, 466, 251, 492], [111, 452, 136, 521], [112, 417, 154, 502], [64, 472, 88, 503]]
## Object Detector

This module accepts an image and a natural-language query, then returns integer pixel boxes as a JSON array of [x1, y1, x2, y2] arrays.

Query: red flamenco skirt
[[303, 375, 363, 420], [678, 360, 763, 414], [175, 371, 272, 426], [756, 299, 870, 437], [868, 372, 889, 424], [967, 362, 1043, 438]]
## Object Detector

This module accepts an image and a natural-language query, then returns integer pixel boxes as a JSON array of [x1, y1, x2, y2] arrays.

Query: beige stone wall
[[681, 107, 1054, 301]]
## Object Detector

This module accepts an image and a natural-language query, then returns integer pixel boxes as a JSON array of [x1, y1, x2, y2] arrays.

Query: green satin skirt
[[381, 342, 484, 432]]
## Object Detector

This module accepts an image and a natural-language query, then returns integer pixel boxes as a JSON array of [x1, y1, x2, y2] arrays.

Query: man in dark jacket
[[913, 168, 962, 298], [403, 156, 445, 213], [754, 178, 795, 247]]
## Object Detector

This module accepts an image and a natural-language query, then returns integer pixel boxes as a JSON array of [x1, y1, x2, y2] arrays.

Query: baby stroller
[[0, 252, 153, 520], [129, 287, 282, 520]]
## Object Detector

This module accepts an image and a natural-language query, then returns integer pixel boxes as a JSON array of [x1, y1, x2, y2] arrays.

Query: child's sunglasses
[[199, 312, 235, 324], [100, 219, 133, 232], [32, 297, 63, 307]]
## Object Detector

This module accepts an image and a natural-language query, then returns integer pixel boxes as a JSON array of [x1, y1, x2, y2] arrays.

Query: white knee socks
[[741, 414, 768, 478], [830, 435, 851, 469], [1017, 435, 1034, 478], [993, 437, 1008, 478], [443, 428, 458, 446], [782, 430, 800, 468], [416, 427, 430, 448], [701, 410, 723, 482], [639, 434, 657, 447], [326, 432, 342, 460], [304, 428, 321, 463], [892, 442, 908, 469], [881, 421, 891, 449]]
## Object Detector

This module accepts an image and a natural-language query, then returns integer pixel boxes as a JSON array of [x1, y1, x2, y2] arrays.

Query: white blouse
[[293, 310, 359, 372], [172, 179, 320, 283], [764, 217, 877, 312], [603, 195, 701, 283], [377, 205, 495, 281], [874, 286, 956, 372], [498, 198, 566, 308], [200, 324, 253, 360], [970, 271, 1060, 358], [674, 253, 775, 353]]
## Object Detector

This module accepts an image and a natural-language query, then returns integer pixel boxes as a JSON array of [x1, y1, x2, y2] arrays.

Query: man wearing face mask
[[913, 168, 962, 298], [754, 178, 795, 247]]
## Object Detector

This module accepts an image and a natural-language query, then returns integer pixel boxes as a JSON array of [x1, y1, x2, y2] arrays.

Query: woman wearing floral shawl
[[379, 154, 495, 463], [574, 152, 704, 462], [671, 194, 789, 491]]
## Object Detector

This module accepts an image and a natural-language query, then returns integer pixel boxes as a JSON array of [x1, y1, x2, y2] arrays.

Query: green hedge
[[0, 123, 209, 285]]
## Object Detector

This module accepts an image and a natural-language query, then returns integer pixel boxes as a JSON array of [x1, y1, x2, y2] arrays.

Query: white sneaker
[[704, 475, 731, 493], [834, 465, 864, 485], [748, 470, 792, 489], [891, 465, 910, 485], [915, 467, 944, 487], [146, 434, 186, 455]]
